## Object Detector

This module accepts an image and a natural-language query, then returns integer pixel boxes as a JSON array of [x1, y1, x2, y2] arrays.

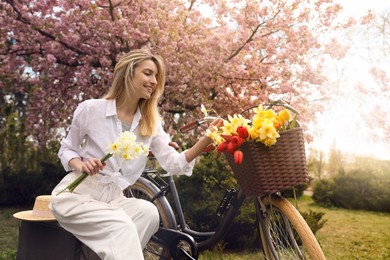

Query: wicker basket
[[225, 127, 309, 196]]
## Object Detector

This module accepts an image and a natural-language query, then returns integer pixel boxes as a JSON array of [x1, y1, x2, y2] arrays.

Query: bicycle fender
[[133, 177, 177, 229]]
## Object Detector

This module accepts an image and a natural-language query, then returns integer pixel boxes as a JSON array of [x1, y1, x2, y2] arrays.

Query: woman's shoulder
[[77, 98, 113, 109], [74, 99, 112, 115], [80, 98, 110, 106]]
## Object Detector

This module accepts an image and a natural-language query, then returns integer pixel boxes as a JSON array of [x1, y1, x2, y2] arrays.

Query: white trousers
[[50, 172, 160, 260]]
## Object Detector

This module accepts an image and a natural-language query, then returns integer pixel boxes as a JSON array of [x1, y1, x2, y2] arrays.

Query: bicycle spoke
[[256, 195, 325, 260], [267, 207, 307, 259]]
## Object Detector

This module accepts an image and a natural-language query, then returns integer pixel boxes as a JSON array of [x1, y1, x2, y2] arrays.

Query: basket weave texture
[[225, 127, 309, 196]]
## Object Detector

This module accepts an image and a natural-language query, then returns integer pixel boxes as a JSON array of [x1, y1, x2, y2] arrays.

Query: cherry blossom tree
[[0, 0, 350, 145], [361, 11, 390, 143], [307, 9, 390, 160]]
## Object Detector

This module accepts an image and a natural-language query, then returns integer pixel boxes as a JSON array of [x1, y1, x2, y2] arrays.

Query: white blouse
[[58, 99, 195, 190]]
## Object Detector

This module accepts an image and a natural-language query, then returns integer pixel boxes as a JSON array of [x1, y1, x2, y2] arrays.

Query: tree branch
[[188, 0, 196, 11], [225, 5, 284, 62], [6, 0, 86, 56]]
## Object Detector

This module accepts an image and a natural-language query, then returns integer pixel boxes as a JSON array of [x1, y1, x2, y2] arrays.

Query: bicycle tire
[[256, 194, 326, 260], [124, 179, 174, 260]]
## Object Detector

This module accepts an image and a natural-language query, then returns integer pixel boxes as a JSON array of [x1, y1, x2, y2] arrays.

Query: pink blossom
[[0, 0, 360, 145], [99, 57, 112, 68], [46, 54, 57, 64]]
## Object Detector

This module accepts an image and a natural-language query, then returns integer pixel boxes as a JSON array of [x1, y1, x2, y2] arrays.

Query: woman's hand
[[184, 118, 224, 162], [207, 118, 223, 133], [69, 157, 105, 176], [82, 158, 105, 176]]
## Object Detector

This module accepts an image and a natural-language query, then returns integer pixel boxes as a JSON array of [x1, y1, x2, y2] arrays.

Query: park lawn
[[200, 195, 390, 260], [1, 196, 390, 259], [296, 195, 390, 260], [0, 207, 24, 259]]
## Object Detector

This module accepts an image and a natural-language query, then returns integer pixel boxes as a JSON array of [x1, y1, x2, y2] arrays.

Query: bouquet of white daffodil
[[56, 131, 149, 195]]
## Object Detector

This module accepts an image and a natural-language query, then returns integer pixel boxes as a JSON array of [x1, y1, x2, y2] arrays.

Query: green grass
[[199, 250, 264, 260], [200, 196, 390, 259], [1, 196, 390, 259], [297, 196, 390, 260], [0, 207, 25, 259]]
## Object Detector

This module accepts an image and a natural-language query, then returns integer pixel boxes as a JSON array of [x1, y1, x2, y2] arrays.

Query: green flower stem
[[56, 153, 113, 195]]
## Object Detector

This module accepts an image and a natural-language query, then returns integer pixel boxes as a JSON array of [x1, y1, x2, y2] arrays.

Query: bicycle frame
[[140, 171, 247, 251], [131, 94, 326, 259]]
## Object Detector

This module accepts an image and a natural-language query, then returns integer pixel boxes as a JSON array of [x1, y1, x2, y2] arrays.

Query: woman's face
[[130, 59, 159, 100]]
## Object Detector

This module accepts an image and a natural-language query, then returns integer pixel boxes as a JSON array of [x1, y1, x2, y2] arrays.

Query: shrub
[[300, 210, 327, 235], [0, 161, 65, 206], [312, 179, 336, 207], [312, 169, 390, 212], [281, 182, 310, 198]]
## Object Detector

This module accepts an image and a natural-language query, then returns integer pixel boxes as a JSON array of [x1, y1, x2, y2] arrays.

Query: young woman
[[50, 49, 222, 259]]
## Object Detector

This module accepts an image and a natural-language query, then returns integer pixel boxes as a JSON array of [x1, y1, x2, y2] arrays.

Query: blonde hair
[[105, 49, 165, 136]]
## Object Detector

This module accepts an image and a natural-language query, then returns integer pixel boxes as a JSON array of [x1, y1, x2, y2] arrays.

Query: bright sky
[[334, 0, 390, 16], [308, 0, 390, 160]]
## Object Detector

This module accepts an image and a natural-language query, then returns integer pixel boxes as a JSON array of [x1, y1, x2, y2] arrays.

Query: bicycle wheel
[[255, 194, 325, 260], [124, 180, 173, 260]]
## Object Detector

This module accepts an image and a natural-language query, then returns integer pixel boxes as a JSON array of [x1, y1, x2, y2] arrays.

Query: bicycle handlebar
[[180, 121, 199, 133], [266, 93, 299, 115], [180, 116, 219, 133]]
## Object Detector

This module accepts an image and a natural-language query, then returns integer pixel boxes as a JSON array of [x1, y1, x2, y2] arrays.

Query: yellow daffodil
[[201, 104, 208, 117], [201, 101, 296, 156], [278, 109, 292, 124]]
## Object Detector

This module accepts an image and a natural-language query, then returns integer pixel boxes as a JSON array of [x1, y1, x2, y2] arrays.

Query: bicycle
[[123, 95, 326, 260]]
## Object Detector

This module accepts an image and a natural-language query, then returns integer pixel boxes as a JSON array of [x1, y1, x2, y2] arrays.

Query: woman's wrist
[[199, 135, 213, 147], [202, 134, 213, 144], [68, 157, 83, 173]]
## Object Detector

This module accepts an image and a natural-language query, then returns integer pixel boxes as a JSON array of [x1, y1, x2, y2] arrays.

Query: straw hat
[[13, 195, 56, 221]]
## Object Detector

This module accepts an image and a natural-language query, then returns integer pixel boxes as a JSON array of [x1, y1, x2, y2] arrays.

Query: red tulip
[[226, 142, 236, 154], [216, 141, 228, 152], [226, 136, 244, 154], [221, 134, 233, 141], [231, 135, 244, 147], [236, 126, 249, 139], [203, 143, 215, 153], [234, 150, 244, 164]]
